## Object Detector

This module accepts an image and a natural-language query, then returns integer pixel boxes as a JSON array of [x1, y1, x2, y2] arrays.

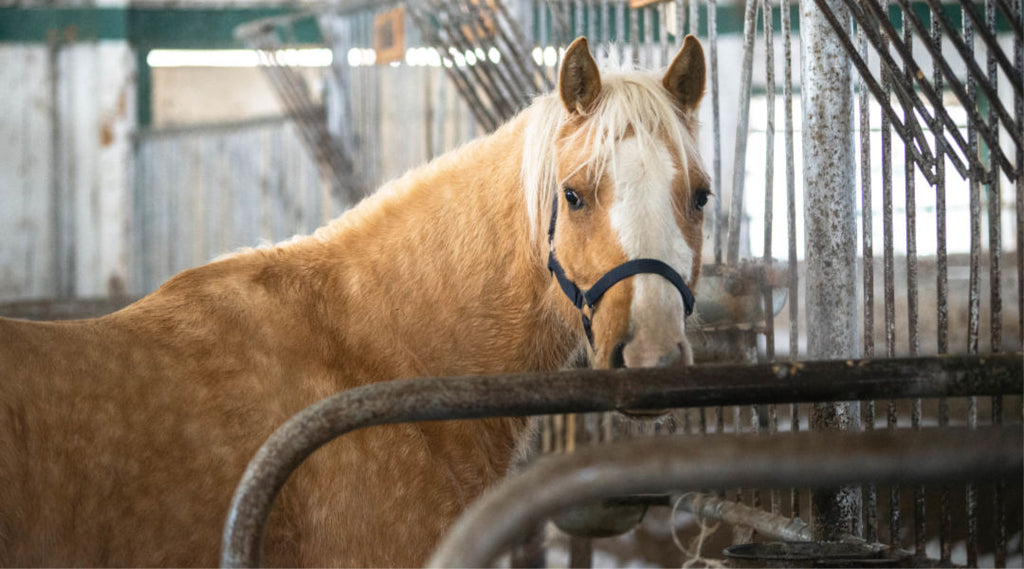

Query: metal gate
[[225, 0, 1022, 566]]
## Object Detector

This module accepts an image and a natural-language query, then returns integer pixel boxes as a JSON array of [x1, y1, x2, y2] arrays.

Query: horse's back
[[0, 269, 524, 566], [0, 313, 253, 565]]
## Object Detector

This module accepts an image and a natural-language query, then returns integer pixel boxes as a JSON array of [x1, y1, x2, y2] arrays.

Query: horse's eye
[[563, 187, 585, 210], [694, 188, 710, 212]]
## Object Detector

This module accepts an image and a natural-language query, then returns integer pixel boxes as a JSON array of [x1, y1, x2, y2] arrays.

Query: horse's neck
[[309, 114, 580, 381]]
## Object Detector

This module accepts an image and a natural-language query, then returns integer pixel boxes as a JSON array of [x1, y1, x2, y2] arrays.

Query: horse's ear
[[663, 35, 706, 112], [558, 37, 602, 114]]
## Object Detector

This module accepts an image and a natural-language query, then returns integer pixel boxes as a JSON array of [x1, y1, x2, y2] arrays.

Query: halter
[[546, 193, 696, 345]]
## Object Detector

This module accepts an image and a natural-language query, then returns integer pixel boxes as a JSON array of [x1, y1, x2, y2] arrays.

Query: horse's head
[[528, 36, 708, 370]]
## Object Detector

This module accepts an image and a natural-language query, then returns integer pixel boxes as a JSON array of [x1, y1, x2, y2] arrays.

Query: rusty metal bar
[[1018, 0, 1024, 356], [220, 354, 1021, 567], [811, 0, 961, 183], [985, 1, 1008, 563], [856, 13, 877, 544], [930, 5, 953, 553], [726, 0, 758, 265], [710, 0, 724, 265], [901, 12, 923, 556], [881, 1, 1020, 177], [966, 6, 982, 564], [678, 492, 811, 542], [802, 0, 862, 540], [966, 8, 983, 539], [917, 0, 1022, 114], [892, 0, 1020, 180], [427, 427, 1023, 568], [406, 3, 500, 131], [782, 0, 797, 369], [762, 0, 776, 365]]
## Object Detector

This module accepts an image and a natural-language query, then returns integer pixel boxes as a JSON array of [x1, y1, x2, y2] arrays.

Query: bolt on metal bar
[[219, 355, 1021, 567], [427, 427, 1024, 568], [726, 0, 759, 265]]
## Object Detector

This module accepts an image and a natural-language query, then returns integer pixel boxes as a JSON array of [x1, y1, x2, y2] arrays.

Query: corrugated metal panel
[[0, 41, 134, 302], [132, 117, 339, 295]]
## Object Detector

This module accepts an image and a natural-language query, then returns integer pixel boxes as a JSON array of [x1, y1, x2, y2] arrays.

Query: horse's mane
[[520, 70, 701, 239]]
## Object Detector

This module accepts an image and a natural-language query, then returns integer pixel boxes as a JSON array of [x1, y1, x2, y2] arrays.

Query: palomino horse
[[0, 36, 708, 566]]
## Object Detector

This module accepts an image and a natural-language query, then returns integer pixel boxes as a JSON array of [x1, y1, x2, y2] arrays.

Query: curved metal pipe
[[427, 427, 1023, 568], [220, 354, 1021, 567]]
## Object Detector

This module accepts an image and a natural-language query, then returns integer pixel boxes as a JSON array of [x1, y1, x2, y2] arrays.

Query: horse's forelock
[[521, 71, 699, 240]]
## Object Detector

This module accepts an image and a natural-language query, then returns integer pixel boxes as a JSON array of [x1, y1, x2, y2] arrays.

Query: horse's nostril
[[611, 343, 627, 369]]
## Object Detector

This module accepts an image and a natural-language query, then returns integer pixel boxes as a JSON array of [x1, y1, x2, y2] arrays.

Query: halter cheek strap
[[546, 194, 696, 345]]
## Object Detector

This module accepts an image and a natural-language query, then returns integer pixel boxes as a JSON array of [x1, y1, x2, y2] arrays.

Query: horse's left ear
[[663, 35, 706, 112], [559, 37, 602, 114]]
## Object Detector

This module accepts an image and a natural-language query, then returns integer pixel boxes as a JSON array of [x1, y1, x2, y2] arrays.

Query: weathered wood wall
[[0, 42, 134, 302]]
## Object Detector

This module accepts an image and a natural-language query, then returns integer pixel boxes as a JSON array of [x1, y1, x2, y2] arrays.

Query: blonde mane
[[520, 70, 701, 239]]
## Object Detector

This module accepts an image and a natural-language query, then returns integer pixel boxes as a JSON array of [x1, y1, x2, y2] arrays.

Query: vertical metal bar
[[688, 0, 698, 37], [642, 6, 653, 66], [876, 0, 900, 545], [900, 9, 925, 557], [761, 0, 780, 516], [1016, 0, 1023, 360], [710, 0, 724, 265], [568, 536, 591, 568], [762, 0, 776, 364], [801, 0, 861, 541], [727, 0, 759, 265], [783, 0, 797, 362], [925, 3, 952, 559], [964, 5, 980, 564], [856, 15, 878, 545], [601, 0, 610, 47], [985, 2, 1007, 566], [781, 0, 799, 521]]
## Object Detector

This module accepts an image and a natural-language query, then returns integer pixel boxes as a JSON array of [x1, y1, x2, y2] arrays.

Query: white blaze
[[608, 136, 695, 367]]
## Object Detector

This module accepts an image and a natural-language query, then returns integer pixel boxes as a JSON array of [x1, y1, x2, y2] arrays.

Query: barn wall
[[0, 41, 135, 302], [132, 118, 336, 294]]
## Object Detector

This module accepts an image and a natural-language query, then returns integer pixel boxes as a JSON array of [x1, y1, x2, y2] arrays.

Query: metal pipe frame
[[219, 354, 1021, 567], [427, 427, 1023, 568]]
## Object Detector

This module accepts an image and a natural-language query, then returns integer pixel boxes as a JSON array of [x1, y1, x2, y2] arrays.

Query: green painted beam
[[0, 7, 321, 47]]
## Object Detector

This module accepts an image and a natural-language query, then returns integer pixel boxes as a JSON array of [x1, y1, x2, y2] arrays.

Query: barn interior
[[1, 0, 1021, 566]]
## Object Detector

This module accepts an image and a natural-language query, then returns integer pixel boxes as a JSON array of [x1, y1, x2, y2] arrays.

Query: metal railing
[[219, 354, 1022, 567]]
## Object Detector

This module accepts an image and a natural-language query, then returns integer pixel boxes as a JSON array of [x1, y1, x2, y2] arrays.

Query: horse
[[0, 36, 708, 566]]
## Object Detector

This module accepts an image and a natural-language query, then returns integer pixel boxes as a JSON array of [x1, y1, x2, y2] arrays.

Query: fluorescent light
[[147, 48, 332, 68]]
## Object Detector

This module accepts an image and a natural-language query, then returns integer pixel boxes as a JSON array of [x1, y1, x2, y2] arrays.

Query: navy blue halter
[[546, 193, 696, 345]]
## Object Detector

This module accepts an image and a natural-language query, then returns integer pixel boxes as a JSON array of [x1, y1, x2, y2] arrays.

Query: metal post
[[799, 0, 862, 541]]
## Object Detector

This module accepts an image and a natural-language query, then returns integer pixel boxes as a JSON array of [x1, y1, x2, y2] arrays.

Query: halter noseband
[[546, 193, 696, 345]]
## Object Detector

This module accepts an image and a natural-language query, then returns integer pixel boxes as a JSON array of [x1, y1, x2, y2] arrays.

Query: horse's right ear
[[663, 35, 706, 112], [558, 37, 602, 114]]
